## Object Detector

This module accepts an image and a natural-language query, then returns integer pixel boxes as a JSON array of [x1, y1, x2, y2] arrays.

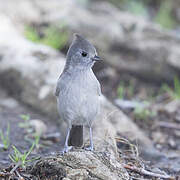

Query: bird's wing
[[55, 85, 60, 97], [54, 74, 62, 97], [97, 80, 101, 96]]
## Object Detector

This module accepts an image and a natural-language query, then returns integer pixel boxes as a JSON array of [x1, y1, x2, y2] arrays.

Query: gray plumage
[[55, 34, 101, 153]]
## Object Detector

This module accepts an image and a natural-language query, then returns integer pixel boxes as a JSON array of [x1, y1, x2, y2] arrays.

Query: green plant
[[117, 82, 125, 99], [173, 76, 180, 99], [155, 0, 177, 29], [19, 115, 42, 150], [43, 26, 68, 50], [24, 26, 40, 43], [25, 25, 68, 50], [24, 134, 44, 152], [0, 123, 10, 150], [160, 83, 172, 93], [9, 143, 35, 168], [26, 134, 42, 150], [134, 106, 156, 120], [76, 0, 89, 6], [34, 134, 40, 149], [126, 82, 134, 98], [19, 114, 30, 122], [127, 0, 147, 17], [160, 76, 180, 99], [19, 114, 30, 129], [117, 81, 134, 99]]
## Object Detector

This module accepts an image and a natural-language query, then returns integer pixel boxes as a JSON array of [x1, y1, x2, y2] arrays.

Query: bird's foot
[[85, 146, 94, 151], [60, 146, 72, 155]]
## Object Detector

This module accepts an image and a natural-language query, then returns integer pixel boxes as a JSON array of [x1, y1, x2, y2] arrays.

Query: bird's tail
[[68, 125, 83, 147]]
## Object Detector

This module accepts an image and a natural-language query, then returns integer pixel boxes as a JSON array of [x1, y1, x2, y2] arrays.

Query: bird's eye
[[81, 51, 87, 57]]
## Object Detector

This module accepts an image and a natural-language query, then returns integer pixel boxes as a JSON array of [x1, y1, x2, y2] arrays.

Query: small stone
[[155, 144, 162, 150], [0, 144, 5, 149], [168, 138, 176, 148], [0, 98, 18, 109], [174, 112, 180, 122], [114, 99, 148, 111], [152, 132, 166, 144], [174, 130, 180, 137], [38, 85, 51, 100], [29, 119, 47, 136], [164, 100, 180, 114]]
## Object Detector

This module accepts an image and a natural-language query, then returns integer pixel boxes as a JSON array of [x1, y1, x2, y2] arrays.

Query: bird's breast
[[57, 70, 100, 125]]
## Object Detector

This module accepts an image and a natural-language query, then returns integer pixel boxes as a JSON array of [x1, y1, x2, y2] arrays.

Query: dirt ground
[[95, 63, 180, 176], [0, 68, 180, 179], [0, 88, 62, 170]]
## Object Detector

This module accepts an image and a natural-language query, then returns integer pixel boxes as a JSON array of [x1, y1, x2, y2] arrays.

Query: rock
[[163, 100, 180, 114], [168, 138, 177, 149], [0, 88, 19, 109], [114, 99, 148, 111], [41, 132, 60, 143], [1, 0, 180, 82], [30, 149, 129, 180], [0, 98, 18, 109], [0, 14, 65, 119], [0, 15, 152, 148], [151, 132, 166, 144], [154, 99, 180, 115], [29, 119, 47, 136]]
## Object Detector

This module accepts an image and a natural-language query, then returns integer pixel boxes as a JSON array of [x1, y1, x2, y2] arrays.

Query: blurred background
[[0, 0, 180, 177]]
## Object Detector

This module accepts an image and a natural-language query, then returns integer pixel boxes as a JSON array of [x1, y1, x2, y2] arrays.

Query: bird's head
[[66, 34, 101, 69]]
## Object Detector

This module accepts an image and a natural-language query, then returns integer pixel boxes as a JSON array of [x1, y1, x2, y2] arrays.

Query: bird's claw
[[85, 146, 94, 151], [60, 146, 72, 155]]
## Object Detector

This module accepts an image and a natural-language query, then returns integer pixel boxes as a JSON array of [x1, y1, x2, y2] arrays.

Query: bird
[[55, 33, 101, 153]]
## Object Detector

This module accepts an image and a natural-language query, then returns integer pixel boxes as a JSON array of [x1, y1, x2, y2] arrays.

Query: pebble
[[29, 119, 47, 136]]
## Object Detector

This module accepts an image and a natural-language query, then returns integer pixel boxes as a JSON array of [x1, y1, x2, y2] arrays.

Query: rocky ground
[[0, 0, 180, 179]]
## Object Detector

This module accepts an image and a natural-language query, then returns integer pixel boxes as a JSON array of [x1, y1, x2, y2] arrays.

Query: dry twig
[[15, 170, 24, 180], [10, 162, 21, 174], [123, 164, 175, 180], [0, 171, 12, 177]]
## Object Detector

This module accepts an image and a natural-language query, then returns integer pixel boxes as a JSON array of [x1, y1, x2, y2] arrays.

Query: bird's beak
[[91, 55, 101, 62]]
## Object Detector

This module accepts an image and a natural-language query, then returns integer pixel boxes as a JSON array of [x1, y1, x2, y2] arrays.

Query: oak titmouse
[[55, 34, 101, 153]]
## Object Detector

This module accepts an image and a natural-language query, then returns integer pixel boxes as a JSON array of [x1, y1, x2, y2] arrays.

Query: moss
[[25, 25, 68, 50]]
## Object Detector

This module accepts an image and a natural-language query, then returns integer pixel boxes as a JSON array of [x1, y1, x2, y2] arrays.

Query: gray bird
[[55, 34, 101, 153]]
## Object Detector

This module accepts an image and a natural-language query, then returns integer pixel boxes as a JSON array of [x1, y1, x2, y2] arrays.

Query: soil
[[0, 89, 62, 170], [0, 65, 180, 179], [94, 62, 180, 176]]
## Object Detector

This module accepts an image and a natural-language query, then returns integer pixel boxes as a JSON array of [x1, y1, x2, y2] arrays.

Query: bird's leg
[[61, 128, 72, 154], [85, 127, 94, 151]]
